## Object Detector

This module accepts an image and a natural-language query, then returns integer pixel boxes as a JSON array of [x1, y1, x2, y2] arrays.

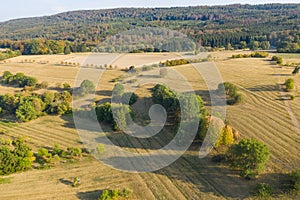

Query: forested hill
[[0, 4, 299, 53]]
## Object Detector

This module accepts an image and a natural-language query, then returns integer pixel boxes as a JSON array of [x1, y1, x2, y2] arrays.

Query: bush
[[285, 78, 295, 91], [67, 147, 82, 158], [63, 83, 71, 90], [99, 188, 132, 200], [287, 169, 300, 194], [227, 139, 270, 179], [272, 56, 283, 65], [255, 183, 273, 198]]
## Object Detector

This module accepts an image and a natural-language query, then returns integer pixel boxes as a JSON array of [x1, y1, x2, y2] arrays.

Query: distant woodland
[[0, 4, 299, 54]]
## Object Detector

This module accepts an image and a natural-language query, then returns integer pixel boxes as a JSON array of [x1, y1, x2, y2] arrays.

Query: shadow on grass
[[77, 190, 102, 200], [59, 178, 73, 186]]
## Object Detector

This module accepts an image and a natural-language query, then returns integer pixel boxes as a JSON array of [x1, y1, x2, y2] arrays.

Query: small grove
[[0, 137, 83, 175], [0, 71, 97, 122], [0, 91, 72, 122]]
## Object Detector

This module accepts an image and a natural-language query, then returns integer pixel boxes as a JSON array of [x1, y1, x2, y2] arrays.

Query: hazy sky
[[1, 0, 299, 22]]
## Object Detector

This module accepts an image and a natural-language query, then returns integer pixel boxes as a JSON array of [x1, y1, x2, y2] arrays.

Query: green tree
[[0, 138, 34, 175], [249, 41, 259, 50], [80, 80, 95, 95], [15, 97, 44, 122], [113, 83, 124, 97], [112, 104, 133, 131], [64, 45, 71, 55], [227, 139, 270, 178]]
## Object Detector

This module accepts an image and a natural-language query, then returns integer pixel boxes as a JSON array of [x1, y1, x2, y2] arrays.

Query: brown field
[[0, 52, 299, 199]]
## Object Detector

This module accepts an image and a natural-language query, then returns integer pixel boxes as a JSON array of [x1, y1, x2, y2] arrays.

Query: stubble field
[[0, 52, 299, 199]]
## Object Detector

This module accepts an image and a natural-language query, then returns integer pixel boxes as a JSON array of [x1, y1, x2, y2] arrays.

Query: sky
[[0, 0, 299, 22]]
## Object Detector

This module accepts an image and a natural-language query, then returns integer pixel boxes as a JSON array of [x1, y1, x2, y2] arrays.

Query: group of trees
[[96, 102, 133, 131], [0, 138, 34, 175], [37, 145, 82, 168], [218, 82, 245, 105], [96, 83, 137, 131], [0, 90, 72, 122], [275, 30, 300, 53], [0, 49, 21, 61], [232, 52, 269, 59], [151, 84, 270, 179], [2, 71, 38, 88]]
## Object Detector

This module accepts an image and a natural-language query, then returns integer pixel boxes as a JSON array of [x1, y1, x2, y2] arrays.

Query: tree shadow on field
[[267, 74, 292, 77], [60, 115, 76, 129], [95, 90, 112, 97], [59, 178, 73, 186], [246, 84, 280, 92], [102, 147, 293, 199], [77, 190, 103, 200]]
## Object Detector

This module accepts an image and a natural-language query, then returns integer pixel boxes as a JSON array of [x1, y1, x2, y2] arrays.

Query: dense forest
[[0, 4, 299, 54]]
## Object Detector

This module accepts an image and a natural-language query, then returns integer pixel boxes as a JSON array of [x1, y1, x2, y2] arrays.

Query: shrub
[[255, 183, 273, 198], [285, 78, 295, 91], [227, 139, 270, 179], [99, 188, 132, 200], [272, 56, 283, 65], [63, 83, 71, 90], [287, 169, 300, 194], [67, 147, 82, 158]]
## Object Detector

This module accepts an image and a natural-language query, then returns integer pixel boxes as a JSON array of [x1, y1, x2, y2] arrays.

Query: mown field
[[0, 52, 299, 199]]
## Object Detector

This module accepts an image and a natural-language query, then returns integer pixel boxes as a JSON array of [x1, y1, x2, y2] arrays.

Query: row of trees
[[232, 52, 269, 59], [0, 39, 89, 55]]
